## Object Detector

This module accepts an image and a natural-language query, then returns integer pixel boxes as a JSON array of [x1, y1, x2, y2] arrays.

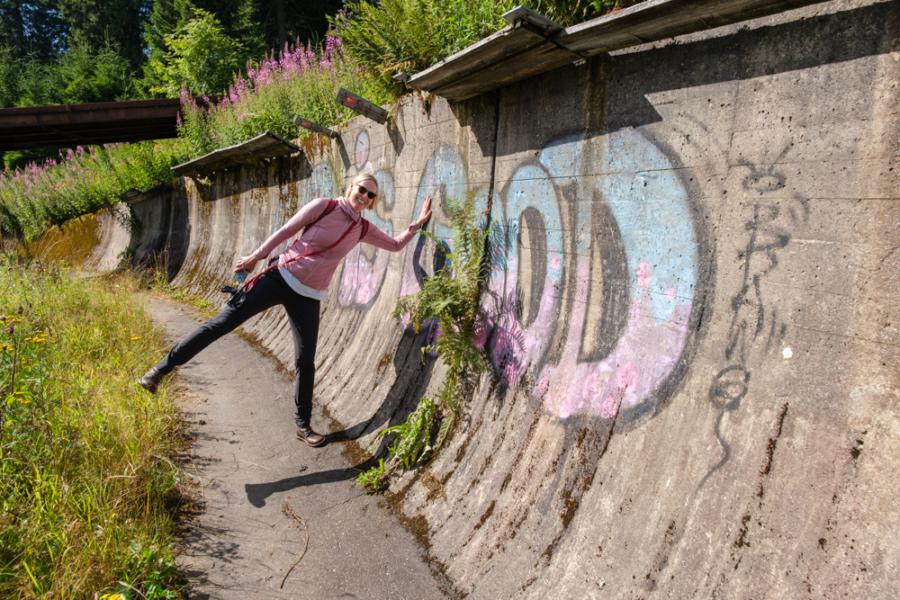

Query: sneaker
[[138, 367, 164, 394], [296, 425, 326, 447]]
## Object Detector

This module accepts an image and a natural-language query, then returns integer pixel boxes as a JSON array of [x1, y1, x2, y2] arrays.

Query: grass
[[0, 257, 184, 598]]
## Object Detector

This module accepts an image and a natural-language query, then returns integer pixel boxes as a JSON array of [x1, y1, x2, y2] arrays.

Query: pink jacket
[[250, 197, 420, 291]]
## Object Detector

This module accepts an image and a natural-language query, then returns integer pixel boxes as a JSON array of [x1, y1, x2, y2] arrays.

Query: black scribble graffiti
[[701, 148, 808, 487], [737, 143, 790, 194]]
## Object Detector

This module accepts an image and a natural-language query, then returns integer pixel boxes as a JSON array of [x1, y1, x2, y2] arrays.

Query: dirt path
[[143, 296, 447, 599]]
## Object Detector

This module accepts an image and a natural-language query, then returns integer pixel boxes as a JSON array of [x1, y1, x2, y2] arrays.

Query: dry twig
[[280, 501, 310, 589]]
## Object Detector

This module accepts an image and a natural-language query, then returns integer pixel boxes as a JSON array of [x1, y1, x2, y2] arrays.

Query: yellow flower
[[99, 594, 125, 600]]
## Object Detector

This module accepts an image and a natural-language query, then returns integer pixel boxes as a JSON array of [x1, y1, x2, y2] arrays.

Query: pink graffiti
[[484, 254, 562, 387], [472, 313, 489, 349], [538, 256, 691, 420], [636, 261, 652, 288], [338, 245, 389, 306]]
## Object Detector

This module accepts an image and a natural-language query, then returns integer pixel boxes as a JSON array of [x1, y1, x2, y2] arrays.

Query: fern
[[358, 192, 489, 492]]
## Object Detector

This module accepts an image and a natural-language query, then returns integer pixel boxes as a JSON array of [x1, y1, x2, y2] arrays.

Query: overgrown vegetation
[[1, 0, 641, 241], [357, 194, 489, 492], [177, 35, 393, 156], [0, 258, 184, 597], [0, 140, 190, 240], [331, 0, 636, 88]]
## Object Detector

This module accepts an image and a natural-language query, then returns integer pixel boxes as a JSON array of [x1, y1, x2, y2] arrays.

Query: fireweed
[[0, 139, 189, 240], [178, 35, 394, 155]]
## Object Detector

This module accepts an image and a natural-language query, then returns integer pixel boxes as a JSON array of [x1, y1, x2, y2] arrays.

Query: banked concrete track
[[46, 0, 898, 597]]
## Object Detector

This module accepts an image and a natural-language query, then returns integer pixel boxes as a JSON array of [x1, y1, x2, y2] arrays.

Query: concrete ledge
[[171, 131, 302, 179], [409, 0, 831, 100]]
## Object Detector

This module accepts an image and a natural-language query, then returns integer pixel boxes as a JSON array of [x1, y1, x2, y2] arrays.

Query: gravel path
[[143, 296, 447, 600]]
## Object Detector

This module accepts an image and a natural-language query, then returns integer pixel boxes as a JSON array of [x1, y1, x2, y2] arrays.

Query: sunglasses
[[357, 185, 377, 200]]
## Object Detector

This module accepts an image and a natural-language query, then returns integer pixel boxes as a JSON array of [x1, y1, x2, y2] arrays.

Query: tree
[[255, 0, 342, 49], [57, 0, 150, 68], [141, 0, 264, 97], [57, 42, 135, 102], [144, 8, 245, 97], [0, 1, 67, 62]]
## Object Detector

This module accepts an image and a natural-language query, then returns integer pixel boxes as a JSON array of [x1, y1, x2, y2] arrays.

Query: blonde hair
[[343, 173, 379, 209]]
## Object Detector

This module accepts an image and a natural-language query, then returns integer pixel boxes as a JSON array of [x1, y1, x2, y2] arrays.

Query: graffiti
[[355, 131, 369, 169], [319, 128, 706, 426], [483, 130, 701, 423], [705, 144, 808, 477], [401, 146, 469, 298]]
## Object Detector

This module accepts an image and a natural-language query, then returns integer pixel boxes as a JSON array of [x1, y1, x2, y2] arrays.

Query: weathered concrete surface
[[64, 0, 897, 598]]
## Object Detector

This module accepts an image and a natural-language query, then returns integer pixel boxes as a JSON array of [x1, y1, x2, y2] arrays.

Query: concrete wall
[[76, 1, 898, 597]]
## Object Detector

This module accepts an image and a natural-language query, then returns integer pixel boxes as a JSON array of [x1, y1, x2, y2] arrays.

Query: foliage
[[256, 0, 344, 50], [145, 8, 248, 97], [331, 0, 512, 88], [355, 457, 388, 493], [0, 260, 183, 598], [358, 193, 489, 491], [330, 0, 634, 89], [58, 0, 149, 68], [177, 34, 393, 155], [0, 139, 190, 240], [0, 0, 67, 63], [56, 42, 138, 103]]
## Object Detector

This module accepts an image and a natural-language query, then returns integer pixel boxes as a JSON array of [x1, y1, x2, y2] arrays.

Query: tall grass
[[0, 259, 183, 598], [0, 139, 190, 241]]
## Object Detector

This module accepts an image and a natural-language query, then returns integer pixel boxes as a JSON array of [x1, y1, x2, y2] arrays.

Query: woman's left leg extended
[[152, 271, 285, 375]]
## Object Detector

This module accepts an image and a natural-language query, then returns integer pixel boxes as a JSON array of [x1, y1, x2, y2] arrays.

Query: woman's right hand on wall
[[233, 255, 259, 273]]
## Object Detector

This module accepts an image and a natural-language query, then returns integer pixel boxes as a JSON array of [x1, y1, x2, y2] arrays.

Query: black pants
[[154, 269, 321, 427]]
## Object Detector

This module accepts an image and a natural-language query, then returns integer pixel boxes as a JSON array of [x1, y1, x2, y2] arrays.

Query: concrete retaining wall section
[[67, 0, 898, 597]]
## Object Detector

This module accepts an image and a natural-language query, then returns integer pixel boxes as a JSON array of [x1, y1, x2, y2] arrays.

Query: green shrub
[[145, 8, 247, 98], [330, 0, 634, 88]]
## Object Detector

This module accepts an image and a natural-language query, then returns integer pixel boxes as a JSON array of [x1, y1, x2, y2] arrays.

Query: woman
[[139, 173, 432, 447]]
